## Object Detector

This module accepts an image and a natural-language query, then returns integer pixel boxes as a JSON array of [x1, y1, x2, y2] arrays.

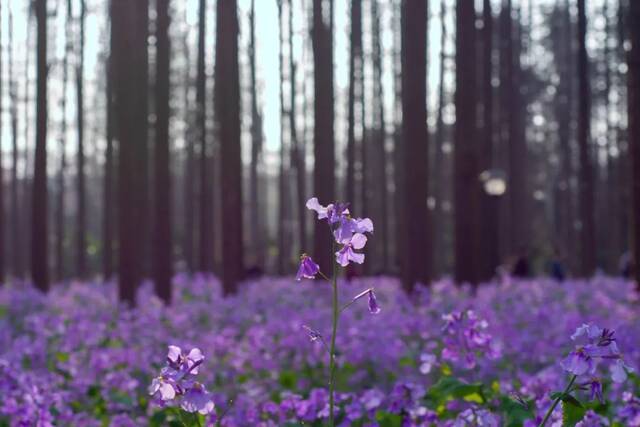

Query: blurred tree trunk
[[197, 0, 214, 273], [248, 0, 264, 270], [9, 8, 23, 278], [311, 0, 335, 272], [393, 0, 404, 274], [153, 0, 173, 303], [478, 0, 498, 282], [32, 0, 49, 292], [500, 0, 524, 256], [23, 13, 33, 279], [112, 0, 148, 304], [433, 0, 447, 278], [215, 0, 243, 294], [577, 0, 596, 276], [346, 0, 361, 212], [603, 2, 617, 271], [76, 0, 87, 278], [401, 0, 431, 291], [289, 0, 306, 260], [104, 50, 114, 280], [371, 0, 388, 272], [629, 0, 640, 288], [182, 22, 195, 273], [57, 0, 71, 281], [552, 0, 575, 274], [0, 1, 4, 283], [454, 0, 479, 285], [277, 0, 289, 274]]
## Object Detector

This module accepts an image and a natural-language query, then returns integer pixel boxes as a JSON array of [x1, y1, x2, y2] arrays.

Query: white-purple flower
[[148, 376, 176, 401], [335, 233, 367, 266], [306, 198, 349, 224], [149, 346, 214, 415]]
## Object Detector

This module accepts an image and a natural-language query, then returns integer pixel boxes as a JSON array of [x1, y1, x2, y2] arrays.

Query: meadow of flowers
[[1, 198, 639, 426], [0, 274, 638, 426]]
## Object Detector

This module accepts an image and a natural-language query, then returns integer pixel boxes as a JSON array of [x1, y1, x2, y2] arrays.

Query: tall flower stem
[[328, 239, 339, 426], [538, 374, 577, 427]]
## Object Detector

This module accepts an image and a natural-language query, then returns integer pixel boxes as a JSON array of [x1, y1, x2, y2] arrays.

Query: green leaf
[[561, 394, 586, 427], [55, 352, 70, 363], [399, 355, 416, 368], [375, 411, 402, 427], [499, 397, 535, 427], [428, 377, 485, 403], [561, 394, 584, 409], [278, 370, 297, 390]]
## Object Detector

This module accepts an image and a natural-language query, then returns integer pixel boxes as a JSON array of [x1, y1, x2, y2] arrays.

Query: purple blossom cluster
[[149, 345, 215, 415], [0, 275, 637, 425], [440, 309, 500, 370], [305, 197, 374, 267]]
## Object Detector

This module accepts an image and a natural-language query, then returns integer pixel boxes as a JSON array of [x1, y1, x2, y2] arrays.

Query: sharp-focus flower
[[335, 233, 367, 266], [562, 323, 631, 384], [334, 216, 373, 244], [296, 254, 320, 281], [306, 198, 349, 224]]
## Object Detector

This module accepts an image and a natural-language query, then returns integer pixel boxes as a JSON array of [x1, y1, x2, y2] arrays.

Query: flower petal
[[350, 233, 367, 250]]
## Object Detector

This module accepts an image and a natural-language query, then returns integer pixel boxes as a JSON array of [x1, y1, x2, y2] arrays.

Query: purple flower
[[166, 345, 204, 375], [306, 198, 349, 224], [580, 378, 604, 403], [180, 383, 215, 415], [419, 353, 437, 374], [148, 376, 176, 401], [296, 254, 320, 281], [335, 233, 367, 266], [571, 324, 604, 341], [610, 359, 634, 383], [561, 349, 594, 377], [441, 310, 497, 369], [302, 325, 322, 342], [367, 289, 381, 314], [149, 346, 213, 414], [334, 216, 373, 244], [351, 288, 381, 314], [562, 324, 631, 383]]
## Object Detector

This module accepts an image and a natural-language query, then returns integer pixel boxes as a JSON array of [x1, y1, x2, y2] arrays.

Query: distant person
[[549, 245, 566, 282], [511, 246, 531, 278]]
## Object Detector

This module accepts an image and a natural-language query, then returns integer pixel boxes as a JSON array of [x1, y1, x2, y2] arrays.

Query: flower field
[[1, 275, 638, 426]]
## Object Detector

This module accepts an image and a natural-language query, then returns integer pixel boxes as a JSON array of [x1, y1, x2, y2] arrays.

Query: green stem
[[328, 240, 339, 427], [538, 375, 577, 427], [173, 408, 188, 427]]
